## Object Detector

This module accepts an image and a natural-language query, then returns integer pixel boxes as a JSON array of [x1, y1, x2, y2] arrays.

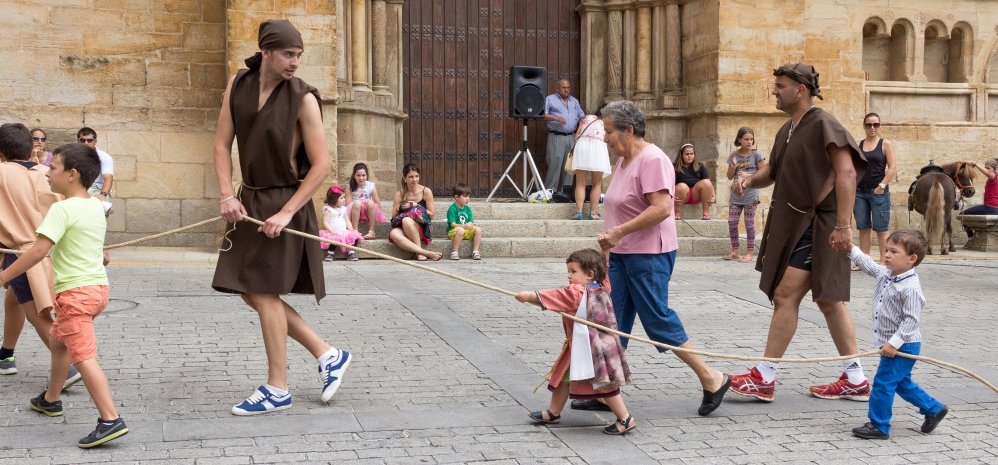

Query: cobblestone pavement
[[1, 248, 996, 464]]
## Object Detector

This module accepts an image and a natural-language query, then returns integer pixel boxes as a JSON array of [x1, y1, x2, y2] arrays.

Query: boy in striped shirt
[[847, 229, 947, 439]]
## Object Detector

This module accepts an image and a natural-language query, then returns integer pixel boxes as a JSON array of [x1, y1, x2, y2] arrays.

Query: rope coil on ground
[[2, 214, 994, 394]]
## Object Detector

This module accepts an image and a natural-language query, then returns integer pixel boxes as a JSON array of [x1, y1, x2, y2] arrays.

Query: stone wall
[[0, 2, 342, 248]]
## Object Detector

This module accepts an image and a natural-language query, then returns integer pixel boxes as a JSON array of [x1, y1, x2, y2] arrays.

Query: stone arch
[[949, 22, 973, 83], [889, 19, 915, 81], [862, 17, 890, 80], [924, 19, 950, 82]]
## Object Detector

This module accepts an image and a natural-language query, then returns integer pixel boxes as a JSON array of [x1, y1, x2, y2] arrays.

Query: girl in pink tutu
[[320, 185, 365, 261], [346, 163, 386, 239]]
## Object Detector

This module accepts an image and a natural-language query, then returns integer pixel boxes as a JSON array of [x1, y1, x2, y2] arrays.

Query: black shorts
[[787, 227, 813, 271], [2, 253, 33, 304]]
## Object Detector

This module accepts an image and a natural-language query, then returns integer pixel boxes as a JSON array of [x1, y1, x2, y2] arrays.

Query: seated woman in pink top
[[570, 100, 731, 417]]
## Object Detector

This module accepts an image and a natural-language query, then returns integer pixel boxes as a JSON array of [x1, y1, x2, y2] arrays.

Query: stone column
[[372, 0, 389, 93], [577, 1, 607, 111], [386, 0, 404, 108], [606, 8, 623, 99], [622, 8, 636, 98], [652, 2, 666, 96], [665, 2, 681, 90], [634, 5, 653, 100], [351, 0, 370, 89]]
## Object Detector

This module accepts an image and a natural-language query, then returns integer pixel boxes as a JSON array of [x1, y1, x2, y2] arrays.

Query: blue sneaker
[[231, 385, 292, 416], [319, 349, 351, 402]]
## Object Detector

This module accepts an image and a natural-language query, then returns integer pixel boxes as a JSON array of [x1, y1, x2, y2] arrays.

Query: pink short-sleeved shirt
[[603, 143, 678, 254]]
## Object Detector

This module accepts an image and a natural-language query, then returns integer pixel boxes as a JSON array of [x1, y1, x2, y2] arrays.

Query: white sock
[[264, 384, 289, 397], [318, 347, 340, 367], [843, 358, 866, 384], [756, 361, 778, 383]]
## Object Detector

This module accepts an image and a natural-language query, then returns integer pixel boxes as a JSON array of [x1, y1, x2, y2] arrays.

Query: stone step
[[364, 200, 724, 221], [369, 218, 729, 239], [329, 236, 741, 260]]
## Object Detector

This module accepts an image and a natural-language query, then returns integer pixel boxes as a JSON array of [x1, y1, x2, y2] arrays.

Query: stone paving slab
[[0, 249, 996, 464]]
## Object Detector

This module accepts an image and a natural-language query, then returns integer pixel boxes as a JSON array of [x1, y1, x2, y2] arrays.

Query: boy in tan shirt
[[0, 123, 75, 387]]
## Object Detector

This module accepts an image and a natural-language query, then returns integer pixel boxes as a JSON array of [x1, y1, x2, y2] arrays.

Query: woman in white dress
[[571, 109, 612, 219]]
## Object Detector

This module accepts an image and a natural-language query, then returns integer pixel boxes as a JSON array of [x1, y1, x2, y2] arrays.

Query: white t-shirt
[[323, 205, 348, 232], [89, 148, 114, 192]]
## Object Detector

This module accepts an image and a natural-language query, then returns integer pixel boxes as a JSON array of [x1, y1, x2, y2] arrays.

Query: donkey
[[909, 162, 977, 254]]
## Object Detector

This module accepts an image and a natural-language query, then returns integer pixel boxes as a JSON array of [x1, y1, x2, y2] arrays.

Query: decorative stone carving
[[372, 0, 388, 92], [607, 9, 623, 98]]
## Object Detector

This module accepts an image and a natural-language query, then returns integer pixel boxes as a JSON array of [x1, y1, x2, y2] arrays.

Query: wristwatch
[[100, 191, 111, 198], [877, 183, 886, 190]]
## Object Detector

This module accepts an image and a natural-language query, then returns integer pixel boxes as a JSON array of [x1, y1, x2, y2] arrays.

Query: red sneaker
[[809, 373, 870, 401], [729, 367, 775, 402]]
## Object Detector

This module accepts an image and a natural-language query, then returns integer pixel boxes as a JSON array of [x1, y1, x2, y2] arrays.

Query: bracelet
[[220, 195, 235, 204], [833, 224, 851, 230]]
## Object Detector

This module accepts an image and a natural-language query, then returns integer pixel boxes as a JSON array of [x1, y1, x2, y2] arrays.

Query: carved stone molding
[[372, 0, 389, 92]]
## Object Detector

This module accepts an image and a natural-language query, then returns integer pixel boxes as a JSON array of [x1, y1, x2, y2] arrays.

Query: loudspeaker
[[509, 66, 546, 119]]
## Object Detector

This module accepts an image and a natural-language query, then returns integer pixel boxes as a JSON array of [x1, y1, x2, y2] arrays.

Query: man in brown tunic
[[212, 20, 351, 415], [728, 64, 871, 402]]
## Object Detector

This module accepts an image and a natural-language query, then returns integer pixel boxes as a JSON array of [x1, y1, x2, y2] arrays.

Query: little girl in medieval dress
[[319, 185, 365, 261], [514, 248, 635, 435]]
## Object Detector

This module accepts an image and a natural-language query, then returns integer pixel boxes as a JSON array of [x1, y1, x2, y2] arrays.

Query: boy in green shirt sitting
[[446, 183, 483, 260], [0, 143, 126, 448]]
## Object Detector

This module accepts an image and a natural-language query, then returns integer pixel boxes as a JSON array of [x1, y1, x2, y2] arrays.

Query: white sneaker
[[319, 349, 352, 402]]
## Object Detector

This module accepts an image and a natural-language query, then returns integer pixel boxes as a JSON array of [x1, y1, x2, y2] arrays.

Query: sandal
[[738, 255, 753, 263], [722, 252, 738, 261], [528, 409, 561, 424], [431, 251, 443, 261], [472, 250, 482, 260], [573, 212, 584, 220], [702, 213, 711, 220], [602, 416, 636, 435], [450, 251, 460, 260], [363, 231, 376, 240], [587, 213, 601, 220]]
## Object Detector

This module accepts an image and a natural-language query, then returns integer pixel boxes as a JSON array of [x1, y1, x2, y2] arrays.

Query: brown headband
[[774, 63, 823, 100], [245, 20, 304, 70]]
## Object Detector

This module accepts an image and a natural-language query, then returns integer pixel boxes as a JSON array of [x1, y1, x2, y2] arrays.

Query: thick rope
[[2, 214, 993, 394], [239, 216, 997, 394]]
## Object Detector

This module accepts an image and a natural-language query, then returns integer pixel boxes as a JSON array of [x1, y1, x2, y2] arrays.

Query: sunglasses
[[32, 136, 46, 142], [864, 122, 881, 128], [78, 137, 95, 143]]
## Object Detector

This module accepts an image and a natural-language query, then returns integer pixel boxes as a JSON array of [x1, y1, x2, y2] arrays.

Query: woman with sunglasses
[[853, 113, 896, 269], [29, 128, 52, 166]]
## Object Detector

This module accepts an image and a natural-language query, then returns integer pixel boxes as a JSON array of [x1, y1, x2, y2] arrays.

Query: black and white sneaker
[[78, 417, 128, 448]]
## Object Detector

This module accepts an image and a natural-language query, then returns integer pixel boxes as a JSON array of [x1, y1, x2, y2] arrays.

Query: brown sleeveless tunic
[[211, 68, 326, 302], [756, 108, 865, 302]]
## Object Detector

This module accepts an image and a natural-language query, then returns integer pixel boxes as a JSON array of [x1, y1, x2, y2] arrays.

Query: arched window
[[948, 22, 973, 83], [924, 20, 949, 82], [889, 20, 914, 81], [862, 18, 889, 80]]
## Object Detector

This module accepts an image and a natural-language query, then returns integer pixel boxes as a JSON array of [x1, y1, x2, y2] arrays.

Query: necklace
[[786, 105, 816, 143]]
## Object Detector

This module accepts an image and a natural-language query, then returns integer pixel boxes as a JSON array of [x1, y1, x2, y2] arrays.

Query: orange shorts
[[50, 285, 110, 364]]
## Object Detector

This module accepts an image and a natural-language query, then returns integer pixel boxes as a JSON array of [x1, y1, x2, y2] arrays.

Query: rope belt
[[1, 214, 994, 395]]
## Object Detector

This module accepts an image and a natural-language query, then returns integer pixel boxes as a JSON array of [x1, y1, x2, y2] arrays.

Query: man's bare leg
[[673, 340, 725, 391], [281, 300, 331, 357], [242, 293, 289, 390], [762, 267, 812, 359], [729, 266, 811, 401], [22, 302, 52, 348], [1, 292, 25, 372]]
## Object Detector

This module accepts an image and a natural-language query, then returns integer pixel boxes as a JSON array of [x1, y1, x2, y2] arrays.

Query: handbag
[[563, 118, 599, 175], [390, 203, 430, 228]]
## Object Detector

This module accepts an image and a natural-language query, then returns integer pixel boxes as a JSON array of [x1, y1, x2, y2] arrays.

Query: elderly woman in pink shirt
[[571, 100, 730, 416]]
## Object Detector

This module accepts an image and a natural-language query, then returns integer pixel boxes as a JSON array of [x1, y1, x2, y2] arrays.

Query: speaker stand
[[486, 119, 547, 202]]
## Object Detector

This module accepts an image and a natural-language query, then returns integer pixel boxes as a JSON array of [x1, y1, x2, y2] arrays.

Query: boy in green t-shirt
[[0, 143, 126, 448], [446, 183, 483, 260]]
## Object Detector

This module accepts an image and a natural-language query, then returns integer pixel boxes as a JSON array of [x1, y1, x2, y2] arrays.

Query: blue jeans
[[869, 342, 944, 434], [854, 187, 891, 232], [608, 252, 689, 352]]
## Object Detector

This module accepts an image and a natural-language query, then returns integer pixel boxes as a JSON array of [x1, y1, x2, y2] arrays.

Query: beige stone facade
[[3, 1, 997, 246]]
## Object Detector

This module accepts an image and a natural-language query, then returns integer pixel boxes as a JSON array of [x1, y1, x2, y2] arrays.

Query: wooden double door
[[402, 0, 581, 197]]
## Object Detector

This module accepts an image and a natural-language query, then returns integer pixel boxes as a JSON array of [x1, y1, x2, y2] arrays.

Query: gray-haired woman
[[571, 100, 731, 418]]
